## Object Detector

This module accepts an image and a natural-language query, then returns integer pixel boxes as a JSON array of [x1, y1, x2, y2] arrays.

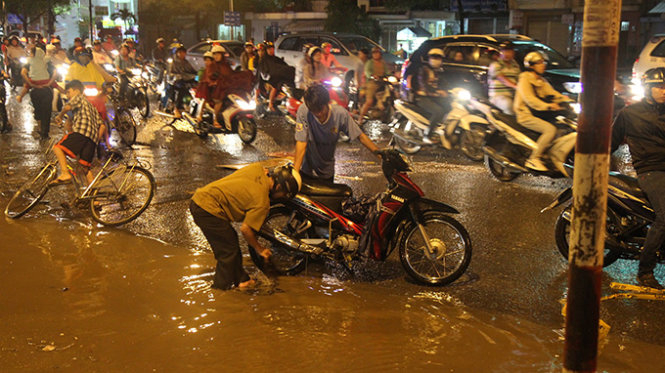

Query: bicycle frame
[[63, 153, 139, 205]]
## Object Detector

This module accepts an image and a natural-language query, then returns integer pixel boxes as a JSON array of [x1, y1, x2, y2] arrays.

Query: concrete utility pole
[[564, 0, 622, 372]]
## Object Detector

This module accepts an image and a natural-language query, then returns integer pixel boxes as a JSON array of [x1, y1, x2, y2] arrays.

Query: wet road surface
[[1, 97, 664, 371]]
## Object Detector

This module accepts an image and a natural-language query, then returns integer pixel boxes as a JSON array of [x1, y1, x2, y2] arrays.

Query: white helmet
[[524, 51, 546, 69], [211, 45, 225, 54], [427, 48, 444, 58], [203, 51, 213, 59]]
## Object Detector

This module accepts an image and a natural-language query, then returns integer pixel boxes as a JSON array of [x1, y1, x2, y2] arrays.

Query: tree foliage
[[325, 0, 381, 40], [3, 0, 72, 33]]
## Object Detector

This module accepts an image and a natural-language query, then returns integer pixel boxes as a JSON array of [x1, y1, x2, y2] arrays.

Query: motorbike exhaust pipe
[[258, 226, 324, 256]]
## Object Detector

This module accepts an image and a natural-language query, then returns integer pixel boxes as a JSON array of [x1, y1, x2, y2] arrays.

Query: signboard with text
[[224, 11, 241, 26]]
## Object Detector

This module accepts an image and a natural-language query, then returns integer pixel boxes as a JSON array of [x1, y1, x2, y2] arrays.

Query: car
[[632, 34, 665, 84], [400, 34, 584, 103], [275, 32, 404, 83], [186, 39, 244, 71]]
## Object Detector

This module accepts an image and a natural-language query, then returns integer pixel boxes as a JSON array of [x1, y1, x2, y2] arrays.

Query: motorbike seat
[[401, 101, 432, 121], [609, 172, 646, 199], [492, 111, 543, 141], [301, 180, 352, 197]]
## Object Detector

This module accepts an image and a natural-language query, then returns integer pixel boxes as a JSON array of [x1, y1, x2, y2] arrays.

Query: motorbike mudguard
[[541, 187, 572, 213], [413, 198, 460, 215], [458, 114, 489, 132]]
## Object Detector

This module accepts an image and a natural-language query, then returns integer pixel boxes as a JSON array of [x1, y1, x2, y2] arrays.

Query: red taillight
[[400, 58, 410, 78]]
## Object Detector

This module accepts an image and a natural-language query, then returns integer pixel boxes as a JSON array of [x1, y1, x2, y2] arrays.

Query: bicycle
[[5, 136, 156, 226]]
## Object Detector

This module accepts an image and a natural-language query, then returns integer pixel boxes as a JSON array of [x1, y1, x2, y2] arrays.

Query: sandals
[[49, 177, 72, 186]]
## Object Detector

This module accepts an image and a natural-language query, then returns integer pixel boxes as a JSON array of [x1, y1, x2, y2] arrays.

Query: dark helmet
[[499, 41, 514, 50], [74, 46, 92, 58], [641, 67, 665, 87], [270, 166, 302, 199]]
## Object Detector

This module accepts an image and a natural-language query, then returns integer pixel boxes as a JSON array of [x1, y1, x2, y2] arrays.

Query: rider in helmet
[[415, 48, 452, 145], [358, 46, 389, 123], [166, 44, 197, 118], [610, 67, 665, 289], [514, 51, 572, 171], [189, 163, 301, 290], [303, 46, 330, 89]]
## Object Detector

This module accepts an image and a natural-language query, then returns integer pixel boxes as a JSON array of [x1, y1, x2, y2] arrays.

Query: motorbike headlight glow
[[630, 84, 644, 101], [130, 68, 142, 76], [455, 88, 471, 101], [563, 82, 582, 94], [571, 103, 581, 114], [387, 76, 398, 84], [57, 64, 69, 76], [236, 99, 256, 111], [142, 72, 150, 79], [330, 76, 343, 88], [167, 58, 173, 64], [110, 50, 119, 57], [84, 87, 99, 97], [103, 63, 116, 72], [19, 57, 28, 64]]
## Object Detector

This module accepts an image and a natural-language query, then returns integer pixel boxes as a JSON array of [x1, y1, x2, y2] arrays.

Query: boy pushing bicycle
[[52, 80, 104, 186]]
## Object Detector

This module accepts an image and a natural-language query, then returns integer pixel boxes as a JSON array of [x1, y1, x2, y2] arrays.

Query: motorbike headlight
[[387, 76, 398, 84], [130, 68, 141, 76], [167, 58, 173, 64], [19, 57, 28, 64], [571, 103, 581, 114], [84, 87, 99, 97], [110, 50, 119, 57], [142, 72, 149, 79], [454, 88, 471, 101], [235, 99, 256, 111], [57, 64, 69, 76], [330, 76, 343, 88], [630, 84, 644, 101], [104, 63, 116, 72], [563, 82, 582, 94]]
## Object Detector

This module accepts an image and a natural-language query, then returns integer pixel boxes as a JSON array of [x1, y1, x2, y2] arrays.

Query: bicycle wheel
[[115, 109, 137, 146], [89, 165, 155, 226], [5, 163, 57, 219], [136, 88, 150, 118]]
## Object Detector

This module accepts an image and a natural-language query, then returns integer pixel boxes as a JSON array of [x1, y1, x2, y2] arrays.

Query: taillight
[[400, 58, 409, 78]]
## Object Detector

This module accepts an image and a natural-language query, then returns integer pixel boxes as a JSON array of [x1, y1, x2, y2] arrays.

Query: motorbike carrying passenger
[[414, 48, 452, 144], [166, 44, 197, 118], [303, 46, 330, 89], [206, 44, 254, 128], [514, 51, 572, 171], [255, 42, 295, 112]]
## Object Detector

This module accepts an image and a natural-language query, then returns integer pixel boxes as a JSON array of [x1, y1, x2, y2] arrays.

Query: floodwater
[[1, 100, 665, 371]]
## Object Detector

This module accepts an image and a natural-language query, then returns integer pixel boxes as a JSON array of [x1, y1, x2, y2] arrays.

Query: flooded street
[[1, 98, 665, 371]]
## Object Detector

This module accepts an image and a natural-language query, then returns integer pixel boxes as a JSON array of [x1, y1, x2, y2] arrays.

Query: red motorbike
[[282, 74, 351, 126], [253, 149, 472, 286]]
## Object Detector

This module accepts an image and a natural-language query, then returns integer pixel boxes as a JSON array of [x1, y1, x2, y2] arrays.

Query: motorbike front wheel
[[251, 206, 307, 275], [399, 211, 472, 286], [484, 154, 520, 182], [460, 124, 486, 162], [236, 116, 257, 144], [136, 87, 150, 118], [554, 204, 621, 267]]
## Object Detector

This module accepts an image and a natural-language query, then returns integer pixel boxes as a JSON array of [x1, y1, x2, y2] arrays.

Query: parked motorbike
[[391, 88, 489, 162], [155, 83, 257, 144], [349, 75, 399, 124], [543, 166, 665, 268], [253, 149, 472, 286], [480, 101, 577, 181]]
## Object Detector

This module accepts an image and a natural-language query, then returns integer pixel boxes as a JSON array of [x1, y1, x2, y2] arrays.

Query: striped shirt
[[68, 93, 102, 141], [488, 59, 520, 97]]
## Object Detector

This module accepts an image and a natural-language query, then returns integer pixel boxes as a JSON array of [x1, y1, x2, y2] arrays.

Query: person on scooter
[[190, 164, 301, 290], [358, 46, 389, 124], [114, 43, 137, 100], [414, 48, 452, 145], [6, 36, 26, 89], [611, 67, 665, 289], [167, 45, 197, 119], [152, 37, 168, 82], [92, 40, 113, 65], [321, 42, 346, 72], [240, 42, 255, 71], [294, 84, 380, 182], [256, 42, 295, 112], [208, 45, 254, 128], [488, 41, 520, 114], [303, 47, 330, 89], [514, 51, 572, 171]]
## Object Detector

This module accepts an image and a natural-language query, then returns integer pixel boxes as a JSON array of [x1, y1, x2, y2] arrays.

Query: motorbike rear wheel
[[554, 204, 621, 267], [136, 87, 150, 118], [250, 206, 307, 276], [459, 124, 486, 162], [484, 154, 520, 182], [399, 211, 472, 286], [115, 109, 137, 146], [394, 120, 422, 154]]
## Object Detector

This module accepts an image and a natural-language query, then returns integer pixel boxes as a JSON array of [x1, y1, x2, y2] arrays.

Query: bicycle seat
[[301, 180, 352, 197]]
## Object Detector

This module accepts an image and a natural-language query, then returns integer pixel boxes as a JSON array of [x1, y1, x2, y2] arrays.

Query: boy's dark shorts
[[55, 132, 96, 167]]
